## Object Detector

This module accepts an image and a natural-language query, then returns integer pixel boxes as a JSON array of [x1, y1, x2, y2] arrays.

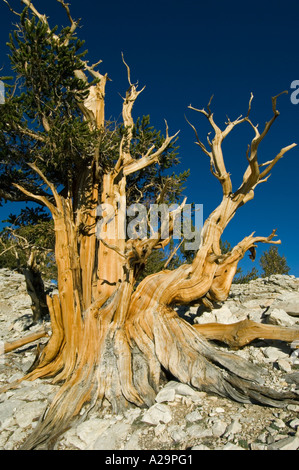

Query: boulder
[[265, 308, 297, 327]]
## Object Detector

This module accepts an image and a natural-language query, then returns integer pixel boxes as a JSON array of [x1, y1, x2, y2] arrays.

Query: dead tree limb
[[3, 328, 48, 354], [193, 319, 299, 350]]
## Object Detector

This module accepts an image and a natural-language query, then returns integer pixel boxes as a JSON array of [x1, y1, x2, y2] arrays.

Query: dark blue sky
[[1, 0, 299, 275]]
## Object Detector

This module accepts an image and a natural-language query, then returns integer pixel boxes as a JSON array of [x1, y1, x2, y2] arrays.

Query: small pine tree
[[259, 246, 290, 277], [0, 207, 56, 322], [233, 267, 259, 284]]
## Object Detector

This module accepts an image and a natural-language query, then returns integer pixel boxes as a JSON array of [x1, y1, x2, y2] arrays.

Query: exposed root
[[152, 307, 299, 407], [19, 304, 299, 450], [193, 319, 299, 349]]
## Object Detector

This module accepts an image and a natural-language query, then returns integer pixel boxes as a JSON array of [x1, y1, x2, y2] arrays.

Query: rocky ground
[[0, 267, 299, 451]]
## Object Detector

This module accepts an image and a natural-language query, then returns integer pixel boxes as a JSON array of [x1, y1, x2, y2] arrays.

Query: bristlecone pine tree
[[1, 1, 299, 450]]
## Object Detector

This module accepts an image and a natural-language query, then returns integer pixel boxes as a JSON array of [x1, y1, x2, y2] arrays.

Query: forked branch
[[16, 0, 106, 129], [12, 183, 57, 215], [234, 92, 297, 199], [188, 92, 297, 204], [3, 0, 21, 16], [114, 57, 179, 176], [123, 122, 179, 176]]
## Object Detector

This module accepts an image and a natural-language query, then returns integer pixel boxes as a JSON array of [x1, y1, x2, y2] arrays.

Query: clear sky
[[0, 0, 299, 275]]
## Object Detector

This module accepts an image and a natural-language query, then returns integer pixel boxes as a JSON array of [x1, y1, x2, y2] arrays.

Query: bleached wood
[[193, 319, 299, 349], [3, 0, 298, 450], [3, 329, 48, 354]]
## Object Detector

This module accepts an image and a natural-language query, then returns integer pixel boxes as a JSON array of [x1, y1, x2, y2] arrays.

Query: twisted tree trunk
[[2, 1, 298, 450], [16, 86, 299, 449]]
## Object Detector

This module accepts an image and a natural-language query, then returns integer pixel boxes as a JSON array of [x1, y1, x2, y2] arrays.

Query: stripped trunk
[[4, 3, 298, 448], [19, 174, 299, 449]]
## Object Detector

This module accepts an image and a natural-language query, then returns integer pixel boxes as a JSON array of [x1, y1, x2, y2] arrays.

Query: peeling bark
[[2, 1, 298, 450]]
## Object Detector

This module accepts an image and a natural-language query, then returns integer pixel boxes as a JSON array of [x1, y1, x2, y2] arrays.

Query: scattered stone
[[251, 442, 267, 450], [1, 268, 299, 450], [209, 407, 225, 416], [285, 372, 299, 386], [263, 346, 289, 362], [15, 401, 46, 428], [186, 423, 213, 439], [214, 305, 239, 324], [224, 419, 242, 437], [287, 405, 299, 412], [12, 314, 34, 332], [265, 308, 297, 327], [289, 418, 299, 430], [0, 399, 23, 428], [267, 436, 299, 450], [92, 422, 132, 450], [164, 381, 205, 401], [185, 410, 203, 422], [277, 359, 292, 373], [192, 444, 211, 450], [221, 442, 246, 450], [155, 387, 176, 403], [76, 418, 111, 447], [270, 293, 299, 317], [169, 426, 187, 443], [142, 403, 172, 425], [211, 419, 227, 437]]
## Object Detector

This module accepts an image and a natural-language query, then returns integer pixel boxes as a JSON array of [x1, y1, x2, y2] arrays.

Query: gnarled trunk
[[3, 2, 298, 450], [19, 181, 299, 449]]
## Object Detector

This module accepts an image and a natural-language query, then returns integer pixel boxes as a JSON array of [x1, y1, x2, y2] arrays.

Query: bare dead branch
[[164, 238, 184, 269], [123, 122, 179, 176], [114, 62, 147, 171], [0, 243, 16, 257], [21, 0, 53, 34], [259, 143, 297, 180], [56, 0, 79, 35], [233, 93, 297, 200], [100, 239, 127, 259], [188, 97, 256, 196], [3, 0, 21, 16], [188, 92, 296, 206], [121, 52, 132, 87], [194, 319, 299, 349], [185, 114, 211, 157], [2, 328, 49, 354], [18, 0, 106, 129], [12, 183, 57, 215], [27, 162, 61, 209]]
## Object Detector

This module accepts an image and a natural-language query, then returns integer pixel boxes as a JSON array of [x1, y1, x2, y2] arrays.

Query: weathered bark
[[23, 253, 49, 323], [16, 86, 299, 449], [2, 1, 298, 450]]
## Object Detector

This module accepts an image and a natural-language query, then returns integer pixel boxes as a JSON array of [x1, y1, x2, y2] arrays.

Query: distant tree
[[233, 267, 259, 284], [260, 246, 290, 277], [0, 207, 56, 321], [0, 207, 56, 277]]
